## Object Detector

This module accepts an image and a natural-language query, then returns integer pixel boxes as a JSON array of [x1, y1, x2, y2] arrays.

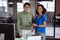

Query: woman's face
[[37, 6, 43, 14]]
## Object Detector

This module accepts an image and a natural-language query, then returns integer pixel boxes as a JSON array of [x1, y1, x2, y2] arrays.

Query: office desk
[[55, 16, 60, 25], [56, 16, 60, 19], [15, 36, 41, 40], [0, 16, 10, 23]]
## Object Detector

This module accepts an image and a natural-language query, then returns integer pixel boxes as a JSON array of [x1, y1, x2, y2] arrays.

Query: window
[[0, 0, 7, 12], [38, 0, 55, 12], [17, 3, 23, 12]]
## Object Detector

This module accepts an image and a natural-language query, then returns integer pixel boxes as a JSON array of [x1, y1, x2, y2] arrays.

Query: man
[[17, 2, 33, 36]]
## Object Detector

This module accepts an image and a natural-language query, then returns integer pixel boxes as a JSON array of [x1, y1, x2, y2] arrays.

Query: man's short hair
[[23, 2, 30, 7]]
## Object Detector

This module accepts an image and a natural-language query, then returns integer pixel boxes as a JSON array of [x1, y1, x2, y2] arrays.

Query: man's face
[[23, 5, 30, 12]]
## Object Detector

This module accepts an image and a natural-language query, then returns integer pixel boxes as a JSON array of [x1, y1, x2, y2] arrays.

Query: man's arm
[[17, 14, 22, 36], [31, 14, 35, 31]]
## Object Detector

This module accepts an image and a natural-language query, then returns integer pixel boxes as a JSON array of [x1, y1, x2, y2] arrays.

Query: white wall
[[8, 7, 13, 16]]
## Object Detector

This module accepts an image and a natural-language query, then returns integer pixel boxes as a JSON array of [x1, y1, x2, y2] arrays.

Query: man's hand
[[16, 33, 22, 38], [31, 28, 34, 32], [19, 33, 22, 37]]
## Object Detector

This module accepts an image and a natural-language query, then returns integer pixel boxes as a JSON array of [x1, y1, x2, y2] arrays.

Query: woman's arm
[[32, 22, 46, 27], [38, 21, 46, 27], [38, 14, 47, 27]]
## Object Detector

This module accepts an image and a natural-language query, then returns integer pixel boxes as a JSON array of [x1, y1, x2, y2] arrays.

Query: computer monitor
[[0, 23, 15, 40]]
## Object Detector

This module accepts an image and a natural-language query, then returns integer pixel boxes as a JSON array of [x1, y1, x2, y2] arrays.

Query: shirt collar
[[23, 11, 29, 14]]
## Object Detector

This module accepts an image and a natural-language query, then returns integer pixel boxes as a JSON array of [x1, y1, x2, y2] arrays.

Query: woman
[[32, 4, 47, 40]]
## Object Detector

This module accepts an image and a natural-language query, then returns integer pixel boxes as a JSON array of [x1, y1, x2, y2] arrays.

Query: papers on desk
[[15, 38, 20, 40], [27, 36, 41, 40], [22, 30, 35, 37]]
